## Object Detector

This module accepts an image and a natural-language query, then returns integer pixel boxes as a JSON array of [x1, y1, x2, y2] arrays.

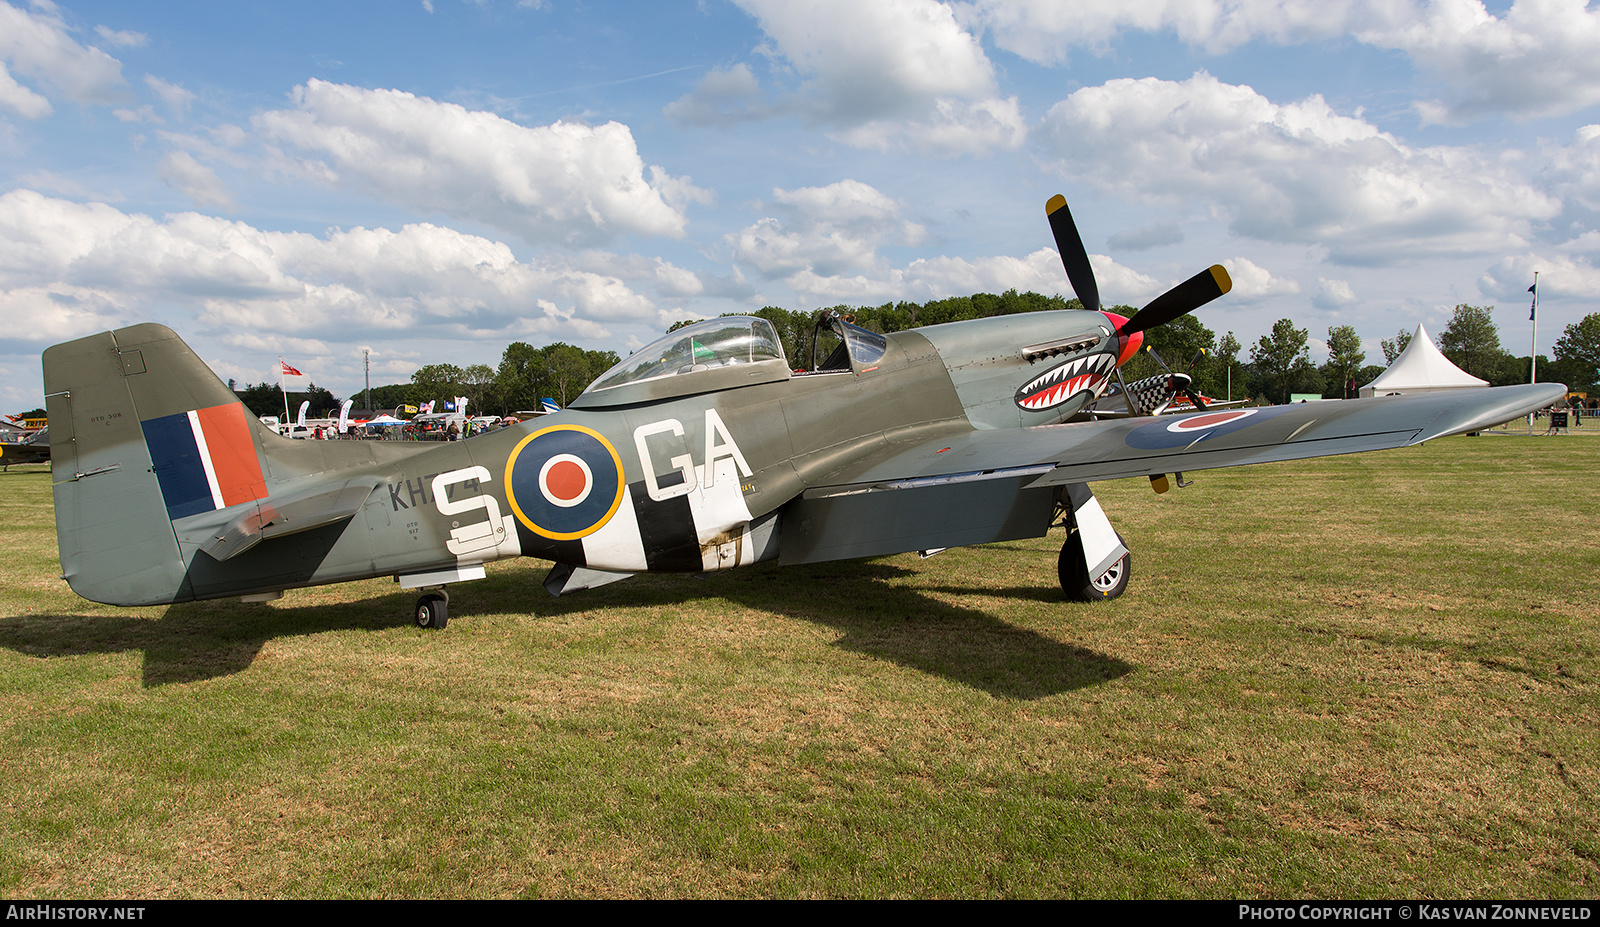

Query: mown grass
[[0, 434, 1595, 898]]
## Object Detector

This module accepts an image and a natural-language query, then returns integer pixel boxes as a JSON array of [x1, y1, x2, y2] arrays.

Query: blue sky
[[3, 0, 1596, 408]]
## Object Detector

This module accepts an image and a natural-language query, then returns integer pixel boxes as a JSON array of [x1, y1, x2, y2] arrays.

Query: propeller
[[1045, 193, 1233, 346], [1142, 345, 1211, 412]]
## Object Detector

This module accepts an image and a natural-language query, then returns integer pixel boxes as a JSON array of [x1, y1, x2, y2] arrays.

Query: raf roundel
[[1124, 404, 1300, 450], [505, 425, 625, 540], [1164, 409, 1257, 433]]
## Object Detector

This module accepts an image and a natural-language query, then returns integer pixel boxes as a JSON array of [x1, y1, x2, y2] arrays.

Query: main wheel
[[1059, 530, 1131, 602], [415, 592, 448, 629]]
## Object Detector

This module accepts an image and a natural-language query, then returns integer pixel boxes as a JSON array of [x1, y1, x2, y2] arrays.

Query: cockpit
[[588, 317, 786, 391], [806, 310, 888, 374], [573, 317, 794, 407], [571, 313, 892, 409]]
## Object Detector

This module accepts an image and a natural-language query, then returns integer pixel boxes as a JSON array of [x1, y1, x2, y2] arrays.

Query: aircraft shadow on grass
[[0, 557, 1131, 697]]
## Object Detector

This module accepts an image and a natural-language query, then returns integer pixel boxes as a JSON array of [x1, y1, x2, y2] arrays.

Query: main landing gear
[[1059, 529, 1131, 602], [1056, 482, 1132, 603], [415, 589, 450, 629]]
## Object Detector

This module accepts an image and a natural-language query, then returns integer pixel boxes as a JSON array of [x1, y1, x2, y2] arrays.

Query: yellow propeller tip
[[1209, 264, 1232, 294], [1046, 194, 1067, 214]]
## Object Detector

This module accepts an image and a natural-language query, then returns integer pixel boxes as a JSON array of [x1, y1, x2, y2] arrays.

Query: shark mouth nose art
[[1014, 352, 1115, 411]]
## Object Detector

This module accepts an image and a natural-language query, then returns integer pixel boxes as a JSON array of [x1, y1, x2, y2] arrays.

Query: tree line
[[233, 292, 1600, 419]]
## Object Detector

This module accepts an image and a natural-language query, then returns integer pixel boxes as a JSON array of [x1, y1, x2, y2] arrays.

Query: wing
[[775, 384, 1559, 565], [810, 383, 1563, 494]]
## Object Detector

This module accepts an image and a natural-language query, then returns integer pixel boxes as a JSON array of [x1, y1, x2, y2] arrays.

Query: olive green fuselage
[[46, 311, 1122, 606]]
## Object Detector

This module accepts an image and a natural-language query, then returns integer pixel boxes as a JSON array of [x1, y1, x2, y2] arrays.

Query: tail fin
[[44, 323, 274, 606]]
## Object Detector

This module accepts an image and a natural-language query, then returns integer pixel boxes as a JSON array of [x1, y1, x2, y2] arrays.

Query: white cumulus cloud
[[1313, 276, 1359, 310], [0, 1, 126, 107], [1041, 72, 1558, 265], [670, 0, 1025, 154], [158, 151, 234, 211], [730, 180, 926, 285], [0, 190, 660, 350], [960, 0, 1600, 122], [254, 80, 702, 247]]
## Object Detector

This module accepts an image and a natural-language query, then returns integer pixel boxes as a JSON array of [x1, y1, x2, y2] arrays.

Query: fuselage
[[46, 311, 1126, 605], [346, 310, 1125, 579]]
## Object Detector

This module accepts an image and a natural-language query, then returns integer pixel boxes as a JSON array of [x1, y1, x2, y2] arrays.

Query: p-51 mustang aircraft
[[44, 196, 1563, 627]]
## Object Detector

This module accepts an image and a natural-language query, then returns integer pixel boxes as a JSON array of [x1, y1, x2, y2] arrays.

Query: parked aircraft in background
[[0, 427, 49, 470], [43, 196, 1563, 626]]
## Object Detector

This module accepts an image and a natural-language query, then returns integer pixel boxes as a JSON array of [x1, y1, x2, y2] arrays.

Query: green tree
[[1380, 328, 1412, 365], [236, 382, 281, 418], [410, 363, 465, 408], [496, 341, 545, 412], [1552, 312, 1600, 392], [1322, 325, 1365, 398], [752, 306, 812, 366], [302, 384, 340, 416], [233, 381, 337, 419], [1251, 319, 1314, 404], [1216, 331, 1243, 401], [462, 363, 496, 415], [543, 344, 592, 407], [1439, 304, 1513, 382], [366, 384, 413, 412], [1354, 363, 1387, 390], [584, 348, 621, 382]]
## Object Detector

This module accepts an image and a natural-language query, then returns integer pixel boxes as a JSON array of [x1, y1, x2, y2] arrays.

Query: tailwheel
[[1059, 530, 1131, 602], [415, 591, 449, 629]]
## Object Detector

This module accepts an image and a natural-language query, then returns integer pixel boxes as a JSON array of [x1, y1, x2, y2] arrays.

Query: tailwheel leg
[[415, 589, 449, 629]]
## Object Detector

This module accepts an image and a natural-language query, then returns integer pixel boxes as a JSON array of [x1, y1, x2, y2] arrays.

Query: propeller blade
[[1045, 194, 1100, 314], [1120, 265, 1232, 337], [1145, 345, 1173, 376], [1182, 387, 1209, 412]]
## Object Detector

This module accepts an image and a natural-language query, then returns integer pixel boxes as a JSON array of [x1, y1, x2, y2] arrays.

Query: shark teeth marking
[[1014, 352, 1115, 411]]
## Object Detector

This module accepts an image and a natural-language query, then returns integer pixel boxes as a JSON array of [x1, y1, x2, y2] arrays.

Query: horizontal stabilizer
[[200, 477, 381, 561]]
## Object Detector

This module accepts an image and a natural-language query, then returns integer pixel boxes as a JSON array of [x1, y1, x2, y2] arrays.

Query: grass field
[[0, 434, 1596, 899]]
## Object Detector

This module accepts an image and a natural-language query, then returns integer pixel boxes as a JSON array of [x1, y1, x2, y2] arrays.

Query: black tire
[[415, 593, 448, 629], [1059, 530, 1131, 602]]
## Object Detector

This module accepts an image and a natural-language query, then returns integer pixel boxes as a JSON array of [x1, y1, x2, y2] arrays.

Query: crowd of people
[[289, 414, 520, 442]]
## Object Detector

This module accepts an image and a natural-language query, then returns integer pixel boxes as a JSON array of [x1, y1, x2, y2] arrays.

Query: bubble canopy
[[572, 317, 791, 408]]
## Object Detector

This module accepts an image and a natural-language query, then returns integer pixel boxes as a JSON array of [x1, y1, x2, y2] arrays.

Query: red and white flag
[[278, 358, 309, 390]]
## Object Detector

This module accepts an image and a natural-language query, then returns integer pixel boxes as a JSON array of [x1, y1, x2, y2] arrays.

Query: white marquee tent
[[1359, 323, 1488, 397]]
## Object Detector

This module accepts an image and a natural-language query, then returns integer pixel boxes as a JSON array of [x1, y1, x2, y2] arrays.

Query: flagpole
[[279, 355, 290, 431], [1529, 272, 1539, 384]]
